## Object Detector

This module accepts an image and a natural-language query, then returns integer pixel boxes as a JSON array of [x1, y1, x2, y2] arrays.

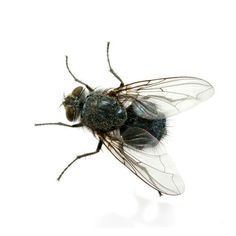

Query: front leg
[[35, 122, 83, 128]]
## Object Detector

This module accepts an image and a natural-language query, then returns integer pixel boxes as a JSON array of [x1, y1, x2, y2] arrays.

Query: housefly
[[35, 42, 214, 196]]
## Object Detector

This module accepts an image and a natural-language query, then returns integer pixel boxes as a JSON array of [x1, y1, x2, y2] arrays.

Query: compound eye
[[63, 95, 73, 107], [66, 107, 75, 121], [72, 86, 83, 97]]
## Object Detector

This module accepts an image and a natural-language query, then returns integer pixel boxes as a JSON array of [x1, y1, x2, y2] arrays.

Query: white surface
[[0, 0, 235, 235]]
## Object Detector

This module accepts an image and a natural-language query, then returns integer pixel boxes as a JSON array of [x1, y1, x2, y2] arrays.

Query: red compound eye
[[66, 107, 75, 121], [72, 86, 83, 97]]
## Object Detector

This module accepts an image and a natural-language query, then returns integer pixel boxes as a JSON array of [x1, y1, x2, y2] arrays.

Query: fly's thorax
[[63, 86, 86, 122], [81, 92, 127, 132]]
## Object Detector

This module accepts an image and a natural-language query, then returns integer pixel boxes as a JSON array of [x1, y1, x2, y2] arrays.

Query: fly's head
[[63, 86, 85, 122]]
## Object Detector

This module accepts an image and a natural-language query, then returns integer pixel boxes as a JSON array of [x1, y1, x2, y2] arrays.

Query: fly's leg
[[65, 56, 94, 92], [106, 42, 124, 87], [57, 140, 103, 181], [35, 122, 83, 128]]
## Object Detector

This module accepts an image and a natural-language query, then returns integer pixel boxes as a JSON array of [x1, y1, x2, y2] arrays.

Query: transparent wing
[[99, 130, 185, 195], [112, 76, 214, 117]]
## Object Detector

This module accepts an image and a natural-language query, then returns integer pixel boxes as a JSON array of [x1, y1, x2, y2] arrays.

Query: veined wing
[[99, 129, 185, 196], [112, 76, 214, 117]]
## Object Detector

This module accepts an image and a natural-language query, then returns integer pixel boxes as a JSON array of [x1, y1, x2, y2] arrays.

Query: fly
[[35, 42, 214, 196]]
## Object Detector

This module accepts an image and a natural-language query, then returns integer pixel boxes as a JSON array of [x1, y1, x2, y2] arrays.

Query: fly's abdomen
[[81, 93, 127, 132], [120, 103, 167, 145]]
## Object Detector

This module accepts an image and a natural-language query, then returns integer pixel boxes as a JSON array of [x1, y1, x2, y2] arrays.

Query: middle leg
[[106, 42, 124, 87], [57, 140, 103, 181]]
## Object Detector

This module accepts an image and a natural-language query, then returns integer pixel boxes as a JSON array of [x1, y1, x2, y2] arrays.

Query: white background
[[0, 0, 235, 235]]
